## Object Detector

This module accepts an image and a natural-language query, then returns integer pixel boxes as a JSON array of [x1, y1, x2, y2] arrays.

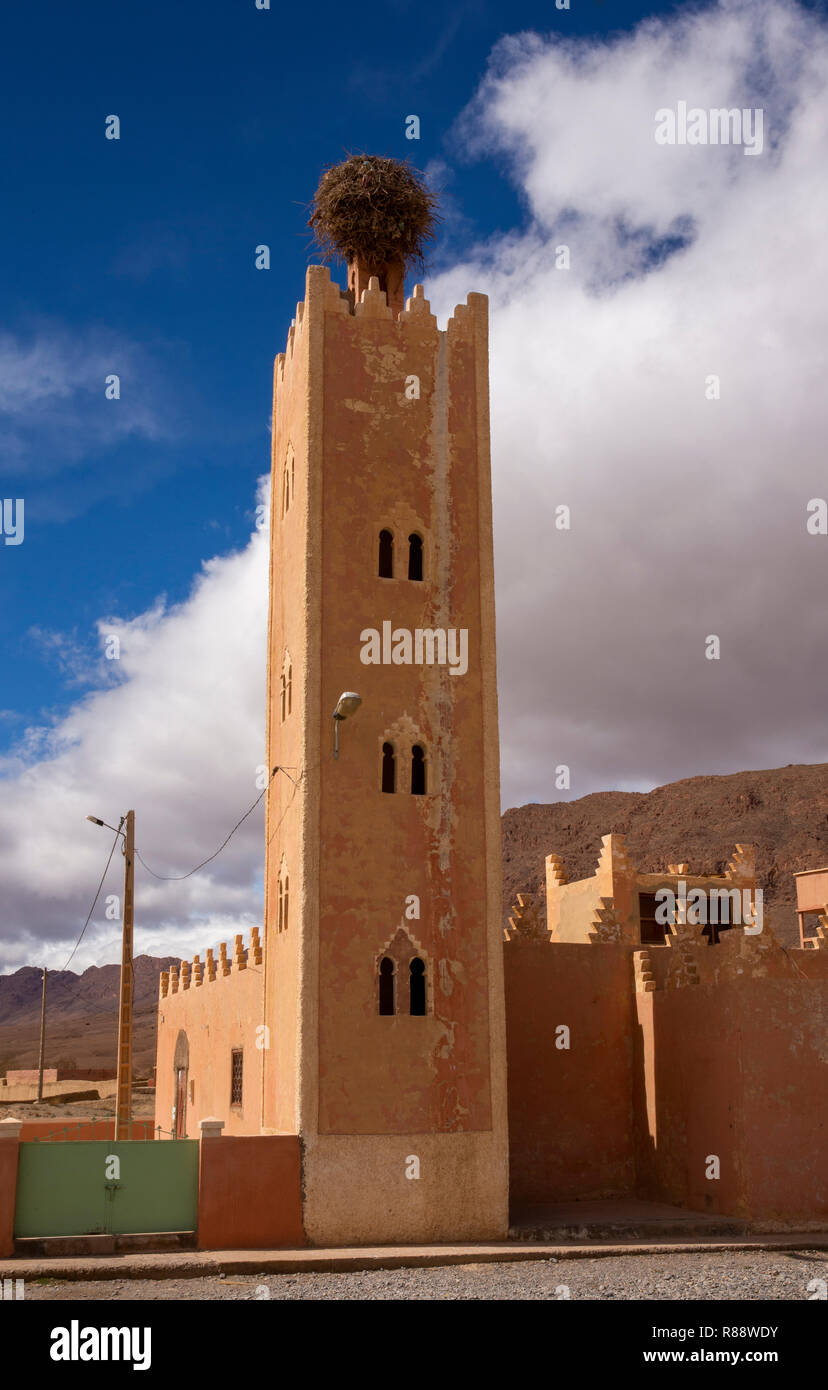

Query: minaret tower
[[262, 157, 508, 1244]]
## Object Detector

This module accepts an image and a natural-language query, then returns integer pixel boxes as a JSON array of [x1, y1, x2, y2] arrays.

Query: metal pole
[[115, 810, 135, 1141], [36, 967, 47, 1102]]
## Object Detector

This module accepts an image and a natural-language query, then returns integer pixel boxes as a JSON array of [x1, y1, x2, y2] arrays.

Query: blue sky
[[0, 0, 683, 739], [2, 0, 827, 970]]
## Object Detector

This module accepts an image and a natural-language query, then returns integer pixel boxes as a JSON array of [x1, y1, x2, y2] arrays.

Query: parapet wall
[[158, 927, 262, 998], [273, 266, 483, 392]]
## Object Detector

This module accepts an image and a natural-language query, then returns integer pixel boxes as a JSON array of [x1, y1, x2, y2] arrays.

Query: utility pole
[[114, 810, 135, 1141], [36, 967, 47, 1102]]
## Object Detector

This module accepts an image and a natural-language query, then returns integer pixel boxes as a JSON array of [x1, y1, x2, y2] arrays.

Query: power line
[[135, 766, 287, 882], [62, 819, 124, 971], [266, 763, 308, 847]]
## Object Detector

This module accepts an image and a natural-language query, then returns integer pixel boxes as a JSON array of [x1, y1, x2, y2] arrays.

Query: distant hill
[[2, 763, 826, 1073], [0, 955, 178, 1078], [502, 762, 828, 947]]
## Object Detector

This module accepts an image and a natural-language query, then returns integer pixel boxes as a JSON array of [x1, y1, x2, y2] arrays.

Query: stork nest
[[308, 154, 439, 273]]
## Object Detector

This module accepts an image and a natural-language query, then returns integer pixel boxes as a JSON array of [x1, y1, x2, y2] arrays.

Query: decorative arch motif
[[378, 718, 434, 797], [375, 926, 429, 1016]]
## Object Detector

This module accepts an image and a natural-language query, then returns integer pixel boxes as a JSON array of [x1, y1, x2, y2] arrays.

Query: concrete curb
[[3, 1233, 828, 1282]]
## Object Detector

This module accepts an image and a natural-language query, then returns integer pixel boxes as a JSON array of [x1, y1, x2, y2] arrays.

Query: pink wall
[[635, 972, 828, 1220], [198, 1136, 304, 1249], [504, 941, 636, 1206], [506, 939, 828, 1224]]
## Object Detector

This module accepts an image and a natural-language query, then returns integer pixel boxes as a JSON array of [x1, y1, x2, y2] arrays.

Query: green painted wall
[[14, 1140, 198, 1238]]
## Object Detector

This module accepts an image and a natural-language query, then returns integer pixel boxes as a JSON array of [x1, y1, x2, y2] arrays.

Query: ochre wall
[[198, 1135, 304, 1249], [155, 961, 262, 1137], [504, 941, 636, 1206]]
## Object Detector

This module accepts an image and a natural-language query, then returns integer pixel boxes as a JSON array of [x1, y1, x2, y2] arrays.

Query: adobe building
[[157, 236, 509, 1243]]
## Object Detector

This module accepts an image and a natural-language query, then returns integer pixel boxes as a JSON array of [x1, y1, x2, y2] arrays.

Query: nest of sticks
[[308, 153, 439, 273]]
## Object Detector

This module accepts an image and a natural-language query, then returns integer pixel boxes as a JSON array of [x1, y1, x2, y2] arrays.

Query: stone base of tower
[[300, 1131, 509, 1246]]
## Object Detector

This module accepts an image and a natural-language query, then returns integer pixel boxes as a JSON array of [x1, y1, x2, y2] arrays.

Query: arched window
[[408, 533, 423, 582], [379, 957, 395, 1015], [282, 448, 295, 517], [378, 529, 394, 579], [280, 656, 292, 722], [411, 744, 426, 795], [409, 958, 426, 1016], [382, 742, 396, 794], [278, 869, 289, 932]]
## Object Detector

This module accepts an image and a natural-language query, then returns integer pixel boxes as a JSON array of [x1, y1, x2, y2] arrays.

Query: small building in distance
[[541, 833, 758, 946], [793, 865, 828, 948]]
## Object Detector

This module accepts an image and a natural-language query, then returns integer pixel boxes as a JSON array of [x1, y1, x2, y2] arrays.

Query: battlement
[[158, 927, 262, 999], [273, 266, 485, 388]]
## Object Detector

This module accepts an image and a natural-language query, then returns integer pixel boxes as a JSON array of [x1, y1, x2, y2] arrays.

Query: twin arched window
[[378, 530, 423, 581], [378, 956, 427, 1016], [381, 742, 426, 795]]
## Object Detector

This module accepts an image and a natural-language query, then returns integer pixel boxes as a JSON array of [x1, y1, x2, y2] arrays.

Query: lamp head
[[333, 691, 362, 720]]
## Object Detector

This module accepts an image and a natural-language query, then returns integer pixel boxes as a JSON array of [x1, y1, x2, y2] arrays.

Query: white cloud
[[426, 0, 828, 806], [0, 486, 270, 973], [0, 325, 172, 474]]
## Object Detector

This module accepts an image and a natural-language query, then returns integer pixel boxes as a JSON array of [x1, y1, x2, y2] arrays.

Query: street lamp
[[87, 810, 134, 1141], [332, 691, 362, 759]]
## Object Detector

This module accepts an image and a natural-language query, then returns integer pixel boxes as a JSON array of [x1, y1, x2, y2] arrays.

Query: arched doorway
[[173, 1030, 189, 1138]]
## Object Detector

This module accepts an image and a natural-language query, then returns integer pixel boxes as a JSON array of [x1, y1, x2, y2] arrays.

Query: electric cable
[[62, 819, 125, 970]]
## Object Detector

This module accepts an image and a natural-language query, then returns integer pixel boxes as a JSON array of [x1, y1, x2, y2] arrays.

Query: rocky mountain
[[0, 955, 178, 1078], [502, 762, 828, 948]]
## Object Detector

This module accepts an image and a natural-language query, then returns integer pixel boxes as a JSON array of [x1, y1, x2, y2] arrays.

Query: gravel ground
[[0, 1091, 155, 1122], [20, 1249, 828, 1300]]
